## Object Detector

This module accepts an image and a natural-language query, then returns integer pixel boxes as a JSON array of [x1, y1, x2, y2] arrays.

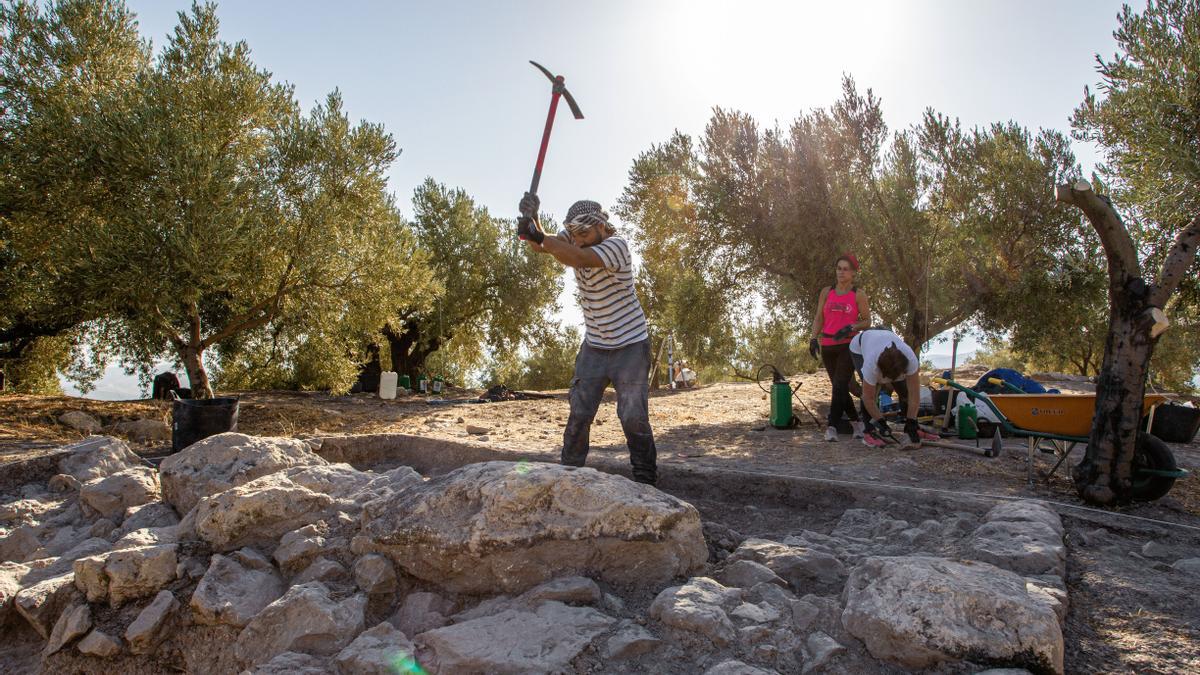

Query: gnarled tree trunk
[[1056, 182, 1199, 504]]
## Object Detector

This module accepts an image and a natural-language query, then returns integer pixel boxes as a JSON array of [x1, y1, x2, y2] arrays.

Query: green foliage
[[484, 323, 580, 391], [629, 78, 1083, 356], [617, 132, 737, 374], [78, 4, 434, 396], [1069, 0, 1200, 392], [0, 0, 149, 380], [385, 179, 561, 379], [731, 316, 814, 381]]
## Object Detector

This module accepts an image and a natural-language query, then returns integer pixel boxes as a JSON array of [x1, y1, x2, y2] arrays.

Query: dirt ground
[[2, 372, 1199, 673]]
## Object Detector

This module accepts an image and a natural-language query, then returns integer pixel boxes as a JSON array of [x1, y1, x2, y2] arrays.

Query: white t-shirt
[[850, 330, 918, 386]]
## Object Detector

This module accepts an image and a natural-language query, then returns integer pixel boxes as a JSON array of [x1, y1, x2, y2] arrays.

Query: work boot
[[851, 420, 865, 439], [824, 426, 838, 442]]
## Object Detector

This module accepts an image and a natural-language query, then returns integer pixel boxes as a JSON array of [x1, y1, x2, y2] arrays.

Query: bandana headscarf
[[564, 200, 616, 237]]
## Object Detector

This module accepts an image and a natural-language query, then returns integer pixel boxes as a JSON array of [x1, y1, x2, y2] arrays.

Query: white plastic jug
[[378, 371, 398, 400]]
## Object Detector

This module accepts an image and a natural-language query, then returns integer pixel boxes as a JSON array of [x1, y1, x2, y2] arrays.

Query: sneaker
[[862, 432, 888, 448], [851, 420, 865, 439], [824, 426, 838, 442], [917, 429, 940, 442]]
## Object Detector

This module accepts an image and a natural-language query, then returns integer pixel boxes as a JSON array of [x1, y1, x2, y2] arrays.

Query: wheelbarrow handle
[[987, 377, 1026, 394]]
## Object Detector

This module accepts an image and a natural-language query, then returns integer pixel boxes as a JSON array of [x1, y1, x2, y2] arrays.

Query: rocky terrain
[[1, 376, 1198, 673]]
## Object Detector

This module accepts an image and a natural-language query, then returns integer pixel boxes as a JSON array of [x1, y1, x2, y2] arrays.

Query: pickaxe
[[519, 62, 583, 238]]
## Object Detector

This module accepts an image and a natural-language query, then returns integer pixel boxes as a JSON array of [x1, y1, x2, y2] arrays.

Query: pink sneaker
[[862, 432, 888, 448], [917, 429, 940, 442]]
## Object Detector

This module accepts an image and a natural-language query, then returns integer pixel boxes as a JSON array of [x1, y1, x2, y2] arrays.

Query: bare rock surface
[[727, 538, 846, 593], [58, 436, 143, 483], [841, 556, 1064, 674], [58, 411, 102, 435], [417, 599, 615, 674], [719, 559, 787, 589], [73, 543, 177, 606], [603, 621, 661, 659], [191, 472, 339, 552], [361, 461, 707, 594], [191, 552, 285, 627], [114, 502, 179, 538], [44, 602, 91, 655], [125, 589, 179, 655], [984, 500, 1064, 537], [965, 520, 1066, 577], [158, 432, 329, 513], [111, 419, 171, 443], [245, 651, 331, 674], [703, 660, 779, 675], [76, 629, 122, 657], [352, 554, 397, 595], [333, 621, 417, 674], [79, 467, 160, 521], [649, 576, 743, 646], [234, 581, 366, 668], [389, 591, 454, 636], [14, 572, 81, 638]]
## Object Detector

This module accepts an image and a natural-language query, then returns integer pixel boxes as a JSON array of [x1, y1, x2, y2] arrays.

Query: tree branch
[[1055, 182, 1139, 278], [1149, 211, 1200, 307]]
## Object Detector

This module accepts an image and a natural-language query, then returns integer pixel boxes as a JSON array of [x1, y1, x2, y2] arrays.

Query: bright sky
[[72, 0, 1128, 398]]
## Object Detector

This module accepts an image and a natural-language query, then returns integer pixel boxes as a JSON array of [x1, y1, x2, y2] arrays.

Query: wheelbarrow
[[931, 377, 1188, 501]]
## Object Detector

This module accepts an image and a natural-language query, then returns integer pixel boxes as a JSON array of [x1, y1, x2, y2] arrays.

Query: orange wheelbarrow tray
[[930, 377, 1188, 498]]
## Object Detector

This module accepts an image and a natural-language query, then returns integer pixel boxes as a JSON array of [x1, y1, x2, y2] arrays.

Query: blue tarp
[[972, 368, 1060, 395]]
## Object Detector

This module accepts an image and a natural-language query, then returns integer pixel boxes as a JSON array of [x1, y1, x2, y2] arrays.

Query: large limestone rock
[[727, 538, 846, 593], [14, 573, 81, 638], [333, 621, 417, 674], [965, 520, 1066, 577], [58, 436, 143, 483], [191, 472, 343, 552], [190, 552, 285, 627], [984, 500, 1065, 537], [59, 411, 102, 434], [158, 433, 328, 513], [73, 544, 177, 606], [79, 467, 161, 521], [649, 577, 744, 646], [234, 581, 367, 668], [361, 462, 707, 594], [841, 556, 1063, 674], [417, 600, 615, 674], [111, 418, 171, 443], [77, 629, 123, 657], [126, 589, 178, 655], [1, 561, 31, 624], [44, 602, 91, 655]]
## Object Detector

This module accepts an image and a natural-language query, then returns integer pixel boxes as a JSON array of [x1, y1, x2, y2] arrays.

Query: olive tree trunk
[[1056, 181, 1200, 504]]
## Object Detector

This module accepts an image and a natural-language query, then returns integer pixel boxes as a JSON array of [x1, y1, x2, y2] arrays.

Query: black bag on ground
[[172, 396, 239, 452], [1150, 403, 1200, 443]]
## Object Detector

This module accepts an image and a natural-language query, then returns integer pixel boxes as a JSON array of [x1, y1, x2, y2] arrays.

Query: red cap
[[839, 253, 859, 271]]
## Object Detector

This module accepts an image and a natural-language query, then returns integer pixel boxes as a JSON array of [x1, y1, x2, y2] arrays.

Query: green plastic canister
[[770, 380, 794, 429], [958, 402, 978, 439], [398, 374, 411, 391]]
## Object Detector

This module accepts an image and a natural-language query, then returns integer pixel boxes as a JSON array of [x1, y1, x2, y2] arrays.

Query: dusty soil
[[2, 371, 1199, 673]]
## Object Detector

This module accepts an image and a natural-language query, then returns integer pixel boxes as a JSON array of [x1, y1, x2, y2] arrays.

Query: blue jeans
[[562, 338, 657, 485]]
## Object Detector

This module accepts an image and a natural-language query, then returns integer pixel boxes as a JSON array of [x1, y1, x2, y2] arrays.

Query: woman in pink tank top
[[809, 254, 871, 442]]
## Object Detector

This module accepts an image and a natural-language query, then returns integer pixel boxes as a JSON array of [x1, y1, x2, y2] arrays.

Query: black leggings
[[821, 343, 860, 427]]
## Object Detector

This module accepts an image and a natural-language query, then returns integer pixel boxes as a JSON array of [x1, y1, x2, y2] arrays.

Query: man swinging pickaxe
[[517, 61, 584, 242]]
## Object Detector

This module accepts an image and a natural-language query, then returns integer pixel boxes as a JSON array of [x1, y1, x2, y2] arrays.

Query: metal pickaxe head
[[530, 61, 584, 119], [524, 61, 585, 196]]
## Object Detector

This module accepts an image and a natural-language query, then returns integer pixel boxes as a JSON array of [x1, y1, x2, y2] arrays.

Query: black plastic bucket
[[1151, 403, 1200, 443], [172, 396, 239, 452]]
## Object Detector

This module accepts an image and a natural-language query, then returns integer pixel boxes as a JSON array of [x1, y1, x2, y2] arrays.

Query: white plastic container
[[378, 371, 398, 400]]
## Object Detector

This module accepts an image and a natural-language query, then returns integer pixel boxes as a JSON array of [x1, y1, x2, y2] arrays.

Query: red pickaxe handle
[[529, 82, 563, 195]]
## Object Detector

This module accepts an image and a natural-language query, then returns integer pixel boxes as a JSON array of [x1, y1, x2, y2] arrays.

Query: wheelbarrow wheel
[[1130, 433, 1177, 502]]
